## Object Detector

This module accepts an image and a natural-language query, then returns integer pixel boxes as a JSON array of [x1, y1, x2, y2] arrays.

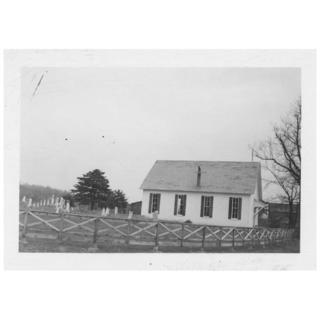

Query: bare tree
[[253, 99, 301, 228]]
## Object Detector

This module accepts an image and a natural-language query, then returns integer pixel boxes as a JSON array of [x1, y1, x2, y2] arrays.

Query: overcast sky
[[20, 67, 300, 202]]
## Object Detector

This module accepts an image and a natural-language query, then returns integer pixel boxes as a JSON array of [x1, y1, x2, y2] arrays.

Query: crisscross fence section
[[19, 209, 294, 251]]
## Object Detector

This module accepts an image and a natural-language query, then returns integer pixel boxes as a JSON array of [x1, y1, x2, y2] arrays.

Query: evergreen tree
[[108, 189, 128, 209], [72, 169, 111, 210]]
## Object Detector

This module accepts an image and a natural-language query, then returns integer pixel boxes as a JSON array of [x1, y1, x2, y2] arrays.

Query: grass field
[[19, 234, 300, 253]]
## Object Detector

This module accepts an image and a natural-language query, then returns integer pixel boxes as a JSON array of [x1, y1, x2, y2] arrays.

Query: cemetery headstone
[[65, 201, 70, 213], [152, 211, 159, 220]]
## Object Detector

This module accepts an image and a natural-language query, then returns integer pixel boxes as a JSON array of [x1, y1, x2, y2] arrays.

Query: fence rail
[[19, 209, 294, 251]]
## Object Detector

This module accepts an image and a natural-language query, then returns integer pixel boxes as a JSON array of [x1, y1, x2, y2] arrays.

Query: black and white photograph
[[1, 3, 320, 320], [17, 66, 302, 254], [3, 50, 316, 270]]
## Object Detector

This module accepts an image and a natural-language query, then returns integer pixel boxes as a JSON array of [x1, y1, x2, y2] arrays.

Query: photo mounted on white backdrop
[[4, 50, 316, 269]]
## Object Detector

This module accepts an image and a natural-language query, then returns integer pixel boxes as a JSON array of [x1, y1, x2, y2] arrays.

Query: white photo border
[[4, 49, 317, 270]]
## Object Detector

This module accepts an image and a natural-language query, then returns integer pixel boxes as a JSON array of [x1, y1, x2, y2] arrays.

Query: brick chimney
[[197, 166, 201, 187]]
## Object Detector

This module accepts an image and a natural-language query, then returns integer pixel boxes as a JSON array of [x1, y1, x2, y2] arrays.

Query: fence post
[[251, 229, 255, 247], [153, 222, 159, 252], [58, 211, 64, 242], [272, 231, 276, 245], [126, 219, 131, 245], [262, 230, 267, 248], [93, 218, 99, 244], [180, 223, 184, 248], [22, 210, 29, 242], [232, 229, 235, 249], [201, 226, 206, 251], [256, 229, 260, 247], [217, 227, 222, 248], [88, 218, 99, 252]]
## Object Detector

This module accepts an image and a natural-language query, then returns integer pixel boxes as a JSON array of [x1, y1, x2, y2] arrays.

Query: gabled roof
[[141, 160, 262, 198]]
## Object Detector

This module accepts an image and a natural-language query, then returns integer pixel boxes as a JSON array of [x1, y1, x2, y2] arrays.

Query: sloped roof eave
[[141, 187, 253, 196]]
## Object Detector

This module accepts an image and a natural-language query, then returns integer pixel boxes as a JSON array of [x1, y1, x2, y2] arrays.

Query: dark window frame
[[228, 197, 242, 220], [200, 196, 213, 218], [148, 193, 161, 213], [174, 194, 187, 216]]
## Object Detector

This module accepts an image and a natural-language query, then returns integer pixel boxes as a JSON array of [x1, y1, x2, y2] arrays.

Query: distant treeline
[[19, 183, 71, 203]]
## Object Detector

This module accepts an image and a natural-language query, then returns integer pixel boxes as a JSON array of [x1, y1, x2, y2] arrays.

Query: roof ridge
[[156, 159, 260, 165]]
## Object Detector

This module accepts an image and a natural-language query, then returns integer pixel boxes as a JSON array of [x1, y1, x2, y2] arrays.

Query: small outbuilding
[[129, 201, 142, 215], [140, 160, 266, 227]]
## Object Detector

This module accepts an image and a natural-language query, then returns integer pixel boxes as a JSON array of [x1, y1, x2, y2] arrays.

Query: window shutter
[[209, 197, 213, 217], [158, 194, 161, 212], [148, 193, 153, 213], [174, 195, 178, 215], [238, 198, 242, 220], [200, 196, 204, 217], [228, 197, 232, 219], [182, 195, 186, 216]]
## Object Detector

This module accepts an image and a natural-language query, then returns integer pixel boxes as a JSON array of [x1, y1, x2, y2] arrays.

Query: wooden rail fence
[[19, 209, 294, 251]]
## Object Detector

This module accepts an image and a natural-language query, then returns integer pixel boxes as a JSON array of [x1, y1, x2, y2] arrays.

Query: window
[[228, 197, 242, 220], [174, 194, 187, 216], [200, 196, 213, 218], [148, 193, 161, 213]]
